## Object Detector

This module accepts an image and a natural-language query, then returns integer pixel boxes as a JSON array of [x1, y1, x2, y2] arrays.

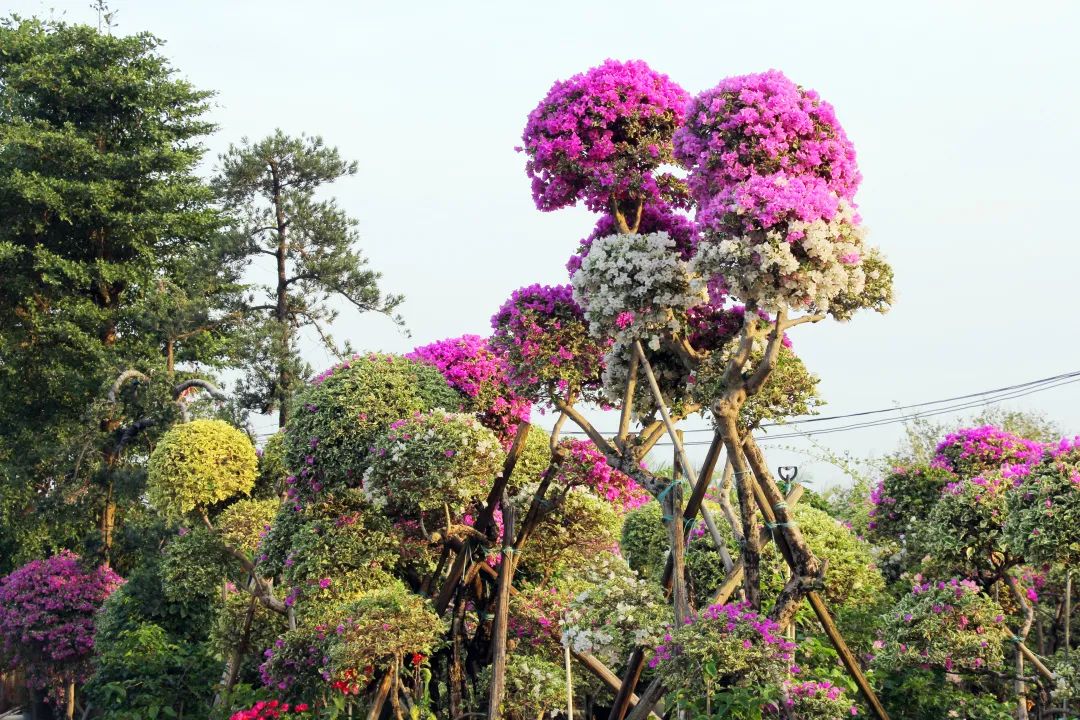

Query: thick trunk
[[486, 504, 516, 720], [271, 164, 291, 429]]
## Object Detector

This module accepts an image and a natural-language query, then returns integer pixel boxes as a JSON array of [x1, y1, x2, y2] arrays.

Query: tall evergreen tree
[[0, 16, 240, 569], [216, 131, 404, 427]]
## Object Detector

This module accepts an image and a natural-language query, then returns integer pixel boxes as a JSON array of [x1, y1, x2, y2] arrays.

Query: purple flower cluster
[[0, 551, 123, 689], [407, 335, 531, 444], [520, 59, 688, 213], [685, 301, 791, 355], [489, 284, 608, 406], [674, 69, 860, 205], [931, 425, 1044, 476]]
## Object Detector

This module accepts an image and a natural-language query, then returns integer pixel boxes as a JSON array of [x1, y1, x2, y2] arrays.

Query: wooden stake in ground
[[486, 502, 516, 720]]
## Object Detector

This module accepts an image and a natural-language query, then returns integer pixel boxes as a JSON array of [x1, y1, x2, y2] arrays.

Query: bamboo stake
[[564, 640, 574, 720]]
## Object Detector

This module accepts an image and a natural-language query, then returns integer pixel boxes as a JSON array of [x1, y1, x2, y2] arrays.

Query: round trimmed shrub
[[147, 419, 258, 519], [283, 353, 459, 496], [1005, 439, 1080, 564], [362, 411, 503, 519]]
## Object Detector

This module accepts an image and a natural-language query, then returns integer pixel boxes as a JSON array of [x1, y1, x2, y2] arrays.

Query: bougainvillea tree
[[0, 552, 123, 718]]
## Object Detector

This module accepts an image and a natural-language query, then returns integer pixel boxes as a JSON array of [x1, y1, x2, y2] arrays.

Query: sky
[[12, 0, 1080, 488]]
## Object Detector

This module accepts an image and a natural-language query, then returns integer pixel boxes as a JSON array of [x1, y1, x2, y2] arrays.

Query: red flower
[[411, 652, 425, 667]]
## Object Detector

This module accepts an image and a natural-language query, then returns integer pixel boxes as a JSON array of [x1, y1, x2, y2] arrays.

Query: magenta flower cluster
[[685, 301, 791, 355], [931, 425, 1044, 476], [0, 551, 123, 689], [520, 59, 688, 213], [489, 284, 608, 406], [407, 335, 531, 444], [555, 438, 649, 512], [673, 69, 860, 205]]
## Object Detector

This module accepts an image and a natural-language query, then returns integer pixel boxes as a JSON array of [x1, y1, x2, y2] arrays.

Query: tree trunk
[[271, 162, 291, 429]]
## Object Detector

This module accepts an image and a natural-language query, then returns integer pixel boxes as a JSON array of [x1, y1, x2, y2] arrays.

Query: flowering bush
[[768, 680, 859, 719], [0, 551, 123, 689], [490, 284, 607, 406], [571, 231, 706, 346], [916, 473, 1012, 577], [877, 577, 1008, 672], [327, 583, 445, 678], [147, 419, 258, 519], [691, 196, 878, 316], [508, 583, 570, 653], [1004, 438, 1080, 564], [652, 602, 795, 694], [554, 438, 649, 512], [867, 464, 955, 541], [259, 624, 332, 701], [479, 654, 566, 720], [280, 492, 399, 619], [931, 425, 1043, 477], [407, 335, 531, 443], [520, 58, 688, 213], [283, 353, 459, 497], [230, 700, 312, 719], [562, 555, 668, 667], [362, 411, 503, 518], [673, 70, 860, 204]]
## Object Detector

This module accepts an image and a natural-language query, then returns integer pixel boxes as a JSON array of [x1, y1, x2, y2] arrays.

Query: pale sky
[[12, 0, 1080, 487]]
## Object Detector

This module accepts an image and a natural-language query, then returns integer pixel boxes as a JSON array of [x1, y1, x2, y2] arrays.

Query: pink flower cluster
[[674, 69, 860, 205], [407, 335, 531, 444], [942, 474, 1007, 506], [520, 59, 689, 212], [0, 551, 123, 689], [555, 438, 649, 512], [489, 284, 607, 406], [230, 700, 311, 720], [696, 171, 846, 238], [931, 425, 1044, 476]]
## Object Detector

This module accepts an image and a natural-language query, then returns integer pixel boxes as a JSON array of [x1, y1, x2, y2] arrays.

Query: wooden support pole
[[486, 503, 516, 720]]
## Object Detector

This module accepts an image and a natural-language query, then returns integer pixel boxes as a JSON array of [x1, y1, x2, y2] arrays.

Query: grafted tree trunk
[[486, 504, 515, 720]]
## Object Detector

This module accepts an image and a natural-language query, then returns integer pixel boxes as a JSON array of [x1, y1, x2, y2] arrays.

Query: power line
[[559, 368, 1080, 440]]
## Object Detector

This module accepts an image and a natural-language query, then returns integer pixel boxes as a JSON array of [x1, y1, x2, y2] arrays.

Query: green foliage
[[281, 492, 399, 621], [362, 411, 503, 518], [877, 578, 1009, 673], [621, 501, 669, 578], [1005, 452, 1080, 565], [210, 590, 289, 686], [327, 582, 446, 675], [695, 346, 822, 429], [0, 14, 240, 569], [216, 497, 281, 556], [478, 654, 566, 720], [253, 432, 288, 499], [147, 419, 258, 519], [161, 527, 234, 601], [512, 424, 553, 495], [520, 489, 623, 581], [216, 131, 404, 423], [914, 475, 1010, 578], [282, 353, 459, 493], [87, 621, 218, 720], [868, 464, 955, 544]]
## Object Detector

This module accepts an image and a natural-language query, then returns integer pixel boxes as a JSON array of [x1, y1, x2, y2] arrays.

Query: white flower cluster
[[693, 201, 872, 315], [561, 555, 669, 667], [600, 336, 689, 411], [571, 232, 707, 348]]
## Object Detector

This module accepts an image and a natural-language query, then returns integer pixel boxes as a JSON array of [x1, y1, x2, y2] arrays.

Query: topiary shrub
[[147, 419, 258, 519], [253, 431, 288, 499], [216, 498, 282, 557], [283, 353, 459, 497], [1005, 438, 1080, 565], [915, 473, 1012, 578], [877, 577, 1009, 673], [478, 654, 566, 720], [621, 501, 669, 579], [362, 411, 503, 519], [520, 489, 623, 582], [868, 464, 955, 542]]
